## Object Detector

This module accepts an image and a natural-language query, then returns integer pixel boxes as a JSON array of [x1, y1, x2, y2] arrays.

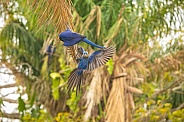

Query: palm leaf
[[26, 0, 73, 33], [0, 20, 42, 68]]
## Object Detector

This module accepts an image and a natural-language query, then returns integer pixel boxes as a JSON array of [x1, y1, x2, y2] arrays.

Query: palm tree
[[0, 0, 183, 121]]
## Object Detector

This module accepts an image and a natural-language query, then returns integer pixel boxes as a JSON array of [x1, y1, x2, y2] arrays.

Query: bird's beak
[[59, 37, 64, 42]]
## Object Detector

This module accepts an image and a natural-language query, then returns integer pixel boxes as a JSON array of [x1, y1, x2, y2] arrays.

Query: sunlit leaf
[[172, 110, 183, 117], [106, 58, 114, 75], [50, 72, 61, 79], [52, 78, 60, 100], [66, 92, 81, 113], [0, 98, 5, 106]]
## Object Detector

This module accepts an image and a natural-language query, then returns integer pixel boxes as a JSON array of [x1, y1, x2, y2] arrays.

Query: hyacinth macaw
[[59, 28, 104, 48], [67, 46, 116, 94], [46, 45, 56, 65]]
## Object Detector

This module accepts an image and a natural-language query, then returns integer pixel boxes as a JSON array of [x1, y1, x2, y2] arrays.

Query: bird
[[59, 28, 104, 49], [67, 46, 116, 95], [46, 45, 56, 65]]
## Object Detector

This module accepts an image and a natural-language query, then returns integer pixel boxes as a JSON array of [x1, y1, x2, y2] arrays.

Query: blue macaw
[[67, 46, 116, 94], [46, 45, 56, 65], [59, 28, 104, 48]]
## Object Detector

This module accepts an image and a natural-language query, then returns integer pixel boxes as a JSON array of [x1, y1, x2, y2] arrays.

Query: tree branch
[[2, 61, 33, 87], [0, 71, 13, 75], [0, 112, 20, 120], [0, 83, 17, 89], [152, 79, 182, 97], [1, 98, 17, 103], [111, 73, 127, 79]]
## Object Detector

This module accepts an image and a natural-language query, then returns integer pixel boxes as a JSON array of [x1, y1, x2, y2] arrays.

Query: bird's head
[[58, 28, 72, 41], [58, 32, 65, 41], [83, 51, 88, 58]]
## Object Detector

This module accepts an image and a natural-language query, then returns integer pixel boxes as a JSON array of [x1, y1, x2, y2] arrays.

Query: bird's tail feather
[[67, 68, 83, 95], [83, 38, 104, 48]]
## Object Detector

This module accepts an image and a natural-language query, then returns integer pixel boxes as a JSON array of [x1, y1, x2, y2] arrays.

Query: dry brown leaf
[[105, 62, 129, 122], [127, 86, 143, 94], [84, 67, 110, 121], [96, 6, 101, 39], [128, 92, 135, 110]]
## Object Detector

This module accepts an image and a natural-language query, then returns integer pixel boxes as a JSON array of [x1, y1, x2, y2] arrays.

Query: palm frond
[[18, 0, 77, 62], [0, 20, 42, 68], [26, 0, 73, 33]]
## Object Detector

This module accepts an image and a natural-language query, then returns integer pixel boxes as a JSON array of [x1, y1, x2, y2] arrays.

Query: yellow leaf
[[157, 100, 161, 105], [159, 108, 167, 114], [41, 56, 48, 75], [164, 103, 172, 108], [172, 110, 182, 117], [147, 100, 156, 106], [50, 72, 61, 79]]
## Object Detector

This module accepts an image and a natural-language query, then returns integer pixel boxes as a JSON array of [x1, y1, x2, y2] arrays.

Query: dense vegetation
[[0, 0, 184, 121]]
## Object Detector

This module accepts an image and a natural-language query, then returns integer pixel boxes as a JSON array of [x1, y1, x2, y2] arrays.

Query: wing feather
[[67, 68, 83, 95], [88, 46, 116, 71]]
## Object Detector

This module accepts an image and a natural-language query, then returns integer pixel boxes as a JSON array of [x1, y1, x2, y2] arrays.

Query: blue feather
[[46, 45, 56, 65], [82, 38, 104, 48], [59, 28, 104, 48], [88, 50, 102, 63], [67, 46, 116, 95]]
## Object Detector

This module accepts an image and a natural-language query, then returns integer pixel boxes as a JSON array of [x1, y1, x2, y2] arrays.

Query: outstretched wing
[[88, 46, 116, 71], [67, 68, 83, 95]]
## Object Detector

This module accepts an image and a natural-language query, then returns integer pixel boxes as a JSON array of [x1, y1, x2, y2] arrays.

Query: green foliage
[[22, 110, 52, 122], [50, 72, 61, 79], [0, 20, 42, 67], [141, 82, 156, 97], [169, 109, 184, 121], [52, 79, 60, 100], [171, 91, 184, 108], [134, 79, 184, 121], [50, 73, 62, 100], [18, 96, 26, 112], [55, 112, 83, 122], [133, 99, 182, 122], [0, 98, 5, 108], [58, 57, 72, 81], [41, 57, 49, 76], [49, 57, 72, 100], [66, 92, 81, 113], [106, 58, 114, 75]]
